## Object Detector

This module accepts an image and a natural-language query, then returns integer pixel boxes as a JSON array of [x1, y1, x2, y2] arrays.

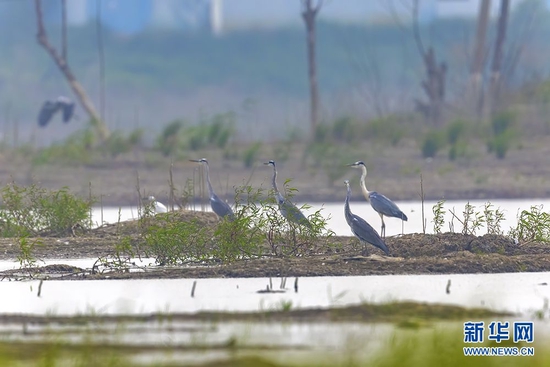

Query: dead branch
[[34, 0, 110, 142], [410, 0, 447, 125], [301, 0, 323, 139]]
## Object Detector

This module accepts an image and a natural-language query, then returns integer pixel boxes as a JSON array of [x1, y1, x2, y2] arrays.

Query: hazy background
[[1, 0, 549, 146]]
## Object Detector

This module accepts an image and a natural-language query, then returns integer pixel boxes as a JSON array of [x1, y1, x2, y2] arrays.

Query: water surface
[[94, 198, 550, 237]]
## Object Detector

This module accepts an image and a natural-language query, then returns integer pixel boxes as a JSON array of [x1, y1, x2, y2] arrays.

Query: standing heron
[[344, 180, 389, 255], [264, 160, 312, 228], [142, 196, 168, 214], [37, 96, 75, 127], [347, 161, 407, 237], [190, 158, 235, 220]]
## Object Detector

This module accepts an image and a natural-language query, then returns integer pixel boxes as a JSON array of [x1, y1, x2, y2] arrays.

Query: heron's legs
[[379, 213, 386, 238]]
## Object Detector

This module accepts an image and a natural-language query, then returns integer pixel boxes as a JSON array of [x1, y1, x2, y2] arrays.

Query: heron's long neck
[[344, 185, 353, 220], [359, 166, 370, 198], [203, 163, 215, 199], [271, 166, 284, 202]]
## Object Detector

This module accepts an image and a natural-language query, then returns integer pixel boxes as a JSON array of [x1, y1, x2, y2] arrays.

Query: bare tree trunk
[[61, 0, 67, 61], [469, 0, 490, 117], [411, 0, 446, 126], [301, 0, 322, 140], [96, 0, 106, 122], [485, 0, 510, 118], [34, 0, 110, 142]]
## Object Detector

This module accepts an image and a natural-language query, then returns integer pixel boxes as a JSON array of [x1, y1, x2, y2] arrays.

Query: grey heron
[[264, 160, 312, 228], [348, 161, 407, 237], [142, 196, 167, 214], [190, 158, 235, 220], [344, 180, 389, 255], [38, 96, 75, 127]]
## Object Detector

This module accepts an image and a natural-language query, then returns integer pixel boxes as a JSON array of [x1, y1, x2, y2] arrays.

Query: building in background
[[60, 0, 222, 35], [34, 0, 536, 35]]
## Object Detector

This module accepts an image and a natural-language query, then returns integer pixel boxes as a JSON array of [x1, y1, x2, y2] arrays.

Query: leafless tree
[[96, 0, 106, 122], [469, 0, 491, 117], [484, 0, 510, 118], [410, 0, 447, 125], [301, 0, 323, 139], [34, 0, 110, 142]]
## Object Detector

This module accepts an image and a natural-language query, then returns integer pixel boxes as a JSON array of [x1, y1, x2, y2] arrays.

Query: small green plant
[[17, 237, 42, 270], [509, 205, 550, 244], [432, 199, 446, 234], [449, 202, 485, 235], [483, 202, 505, 235], [278, 299, 293, 312]]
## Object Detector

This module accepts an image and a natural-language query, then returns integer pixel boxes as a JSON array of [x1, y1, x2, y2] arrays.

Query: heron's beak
[[263, 162, 270, 165], [141, 197, 149, 201], [189, 159, 200, 163], [346, 163, 356, 167]]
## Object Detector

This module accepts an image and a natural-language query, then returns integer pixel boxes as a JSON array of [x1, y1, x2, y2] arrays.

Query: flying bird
[[37, 96, 75, 127], [344, 180, 389, 256], [190, 158, 235, 220], [348, 161, 407, 237], [264, 160, 312, 228], [142, 196, 167, 214]]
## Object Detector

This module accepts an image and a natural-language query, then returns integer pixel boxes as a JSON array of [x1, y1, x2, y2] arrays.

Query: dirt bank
[[1, 211, 549, 279], [3, 136, 550, 206]]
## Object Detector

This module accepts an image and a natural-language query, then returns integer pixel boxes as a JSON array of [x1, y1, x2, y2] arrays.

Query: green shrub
[[490, 132, 513, 159], [0, 183, 92, 237], [141, 183, 333, 264], [32, 129, 95, 166], [486, 111, 518, 159], [421, 130, 444, 158], [143, 215, 210, 265], [104, 131, 132, 158], [186, 125, 209, 151], [313, 124, 330, 143], [303, 142, 356, 186], [448, 141, 468, 161], [212, 186, 267, 261], [446, 119, 467, 145], [242, 142, 262, 168], [332, 116, 357, 143], [509, 205, 550, 244], [156, 120, 184, 157], [365, 116, 405, 146], [207, 112, 236, 149], [260, 180, 335, 256], [491, 110, 516, 135]]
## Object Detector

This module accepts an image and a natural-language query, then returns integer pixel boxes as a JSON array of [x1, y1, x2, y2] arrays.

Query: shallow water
[[0, 272, 549, 316], [94, 198, 550, 237]]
